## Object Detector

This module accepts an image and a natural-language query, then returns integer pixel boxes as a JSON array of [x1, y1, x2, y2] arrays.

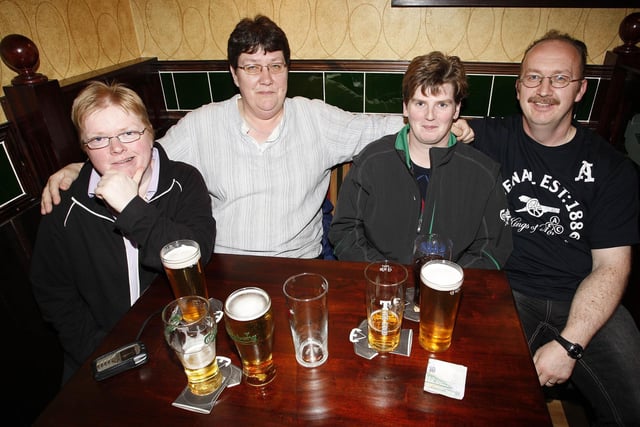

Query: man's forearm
[[562, 246, 631, 347]]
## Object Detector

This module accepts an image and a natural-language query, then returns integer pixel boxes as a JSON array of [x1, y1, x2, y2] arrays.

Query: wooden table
[[34, 254, 551, 426]]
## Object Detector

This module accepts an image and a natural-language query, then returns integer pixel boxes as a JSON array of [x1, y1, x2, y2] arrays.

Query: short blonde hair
[[71, 80, 154, 145]]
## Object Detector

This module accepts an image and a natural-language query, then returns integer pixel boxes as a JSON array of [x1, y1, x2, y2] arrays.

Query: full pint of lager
[[162, 296, 222, 395], [160, 239, 208, 299], [419, 260, 463, 353], [224, 287, 276, 386]]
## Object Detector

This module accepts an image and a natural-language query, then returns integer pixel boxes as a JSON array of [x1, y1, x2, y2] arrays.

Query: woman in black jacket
[[30, 81, 215, 384]]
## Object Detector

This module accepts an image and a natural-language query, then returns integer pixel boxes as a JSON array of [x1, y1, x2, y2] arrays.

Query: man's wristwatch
[[554, 335, 584, 360]]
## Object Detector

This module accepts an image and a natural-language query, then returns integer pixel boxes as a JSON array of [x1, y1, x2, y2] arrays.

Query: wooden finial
[[613, 12, 640, 55], [0, 34, 48, 85]]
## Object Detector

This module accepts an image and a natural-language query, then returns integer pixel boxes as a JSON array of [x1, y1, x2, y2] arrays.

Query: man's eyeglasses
[[83, 128, 147, 150], [237, 63, 287, 75], [519, 74, 583, 89]]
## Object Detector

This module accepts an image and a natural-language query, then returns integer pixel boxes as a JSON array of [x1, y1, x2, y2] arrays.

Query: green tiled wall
[[159, 70, 599, 122], [288, 72, 324, 100], [366, 73, 404, 114], [209, 73, 238, 101]]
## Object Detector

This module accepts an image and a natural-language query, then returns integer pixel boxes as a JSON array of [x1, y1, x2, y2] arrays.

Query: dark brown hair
[[227, 15, 291, 69], [402, 51, 468, 105]]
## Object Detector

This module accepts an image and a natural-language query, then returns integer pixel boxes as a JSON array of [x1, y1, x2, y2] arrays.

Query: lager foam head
[[225, 288, 270, 321], [160, 239, 208, 299], [224, 287, 276, 386], [421, 261, 463, 291], [161, 244, 199, 269]]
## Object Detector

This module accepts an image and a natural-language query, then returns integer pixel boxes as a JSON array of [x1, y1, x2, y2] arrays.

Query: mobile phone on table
[[92, 341, 148, 381]]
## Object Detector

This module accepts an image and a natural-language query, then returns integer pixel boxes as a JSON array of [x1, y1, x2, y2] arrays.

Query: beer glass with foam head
[[412, 234, 453, 306], [364, 261, 407, 352], [224, 287, 276, 386], [160, 239, 208, 299], [419, 260, 463, 352], [162, 295, 222, 395]]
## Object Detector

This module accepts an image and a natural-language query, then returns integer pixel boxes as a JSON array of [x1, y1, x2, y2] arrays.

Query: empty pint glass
[[364, 261, 407, 352], [162, 296, 222, 395], [419, 260, 463, 352], [224, 287, 276, 386], [283, 273, 329, 368], [160, 239, 208, 299]]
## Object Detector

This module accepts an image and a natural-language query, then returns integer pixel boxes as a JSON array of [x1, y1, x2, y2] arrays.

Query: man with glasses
[[467, 31, 640, 425], [31, 81, 215, 384]]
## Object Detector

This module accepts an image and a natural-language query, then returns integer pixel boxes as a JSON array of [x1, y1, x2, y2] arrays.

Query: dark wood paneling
[[0, 204, 62, 426]]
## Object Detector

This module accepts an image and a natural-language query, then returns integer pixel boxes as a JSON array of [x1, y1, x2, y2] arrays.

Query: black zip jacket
[[30, 143, 215, 379], [329, 131, 512, 268]]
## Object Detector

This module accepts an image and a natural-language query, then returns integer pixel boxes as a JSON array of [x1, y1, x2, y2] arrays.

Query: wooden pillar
[[0, 34, 84, 187], [594, 12, 640, 150]]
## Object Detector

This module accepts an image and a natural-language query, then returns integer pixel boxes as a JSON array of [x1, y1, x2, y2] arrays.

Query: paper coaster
[[171, 357, 241, 414], [349, 319, 412, 359], [424, 358, 467, 400]]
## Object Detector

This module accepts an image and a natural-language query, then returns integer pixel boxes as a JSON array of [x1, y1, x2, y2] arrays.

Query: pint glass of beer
[[418, 260, 463, 352], [224, 287, 276, 386], [364, 261, 407, 352], [162, 295, 222, 395], [160, 239, 208, 299]]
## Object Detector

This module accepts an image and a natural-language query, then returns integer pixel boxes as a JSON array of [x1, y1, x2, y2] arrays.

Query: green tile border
[[463, 75, 493, 117], [288, 72, 324, 100], [489, 75, 520, 118], [173, 72, 212, 110], [575, 77, 598, 122], [365, 73, 403, 114], [208, 72, 238, 102], [159, 72, 178, 110], [157, 70, 601, 123], [325, 72, 365, 113]]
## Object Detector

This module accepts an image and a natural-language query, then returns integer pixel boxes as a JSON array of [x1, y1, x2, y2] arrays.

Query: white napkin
[[424, 358, 467, 400]]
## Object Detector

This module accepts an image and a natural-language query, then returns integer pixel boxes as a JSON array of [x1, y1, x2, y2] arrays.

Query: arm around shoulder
[[40, 162, 84, 214]]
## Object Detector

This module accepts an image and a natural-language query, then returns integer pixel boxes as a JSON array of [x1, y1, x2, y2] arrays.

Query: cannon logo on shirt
[[501, 167, 587, 241]]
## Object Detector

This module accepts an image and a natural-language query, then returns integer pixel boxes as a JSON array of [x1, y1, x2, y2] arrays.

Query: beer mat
[[208, 298, 224, 323], [404, 288, 420, 322], [423, 358, 467, 400], [171, 357, 241, 414], [349, 319, 413, 359]]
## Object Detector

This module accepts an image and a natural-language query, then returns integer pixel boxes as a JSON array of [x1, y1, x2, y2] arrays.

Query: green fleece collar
[[394, 124, 458, 168]]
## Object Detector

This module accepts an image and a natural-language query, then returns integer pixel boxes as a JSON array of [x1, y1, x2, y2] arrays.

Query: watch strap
[[554, 335, 584, 360]]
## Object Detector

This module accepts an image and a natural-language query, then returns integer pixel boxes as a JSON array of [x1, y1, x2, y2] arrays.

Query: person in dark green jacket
[[329, 52, 512, 268]]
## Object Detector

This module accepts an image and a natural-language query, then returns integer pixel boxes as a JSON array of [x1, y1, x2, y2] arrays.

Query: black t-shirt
[[470, 115, 639, 300], [411, 161, 431, 202]]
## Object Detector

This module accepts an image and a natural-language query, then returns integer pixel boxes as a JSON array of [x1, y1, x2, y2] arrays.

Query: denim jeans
[[513, 290, 640, 427]]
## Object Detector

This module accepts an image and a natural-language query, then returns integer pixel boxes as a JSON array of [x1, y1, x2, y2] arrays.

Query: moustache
[[527, 96, 559, 106]]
